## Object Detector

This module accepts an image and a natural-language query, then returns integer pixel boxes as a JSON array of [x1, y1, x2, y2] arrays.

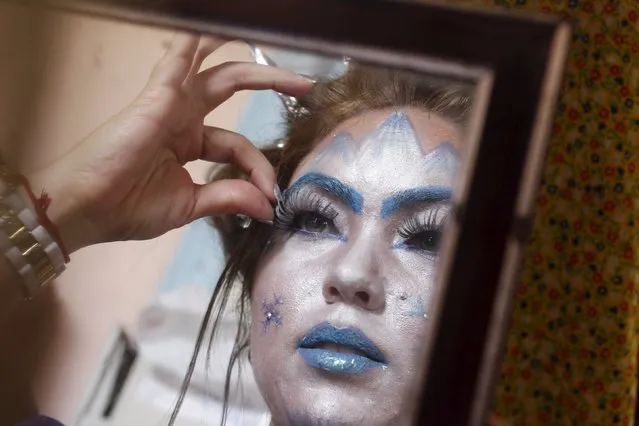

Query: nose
[[323, 238, 386, 311]]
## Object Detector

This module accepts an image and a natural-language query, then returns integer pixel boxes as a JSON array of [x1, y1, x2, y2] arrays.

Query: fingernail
[[236, 215, 273, 227], [299, 74, 317, 84], [236, 214, 252, 229]]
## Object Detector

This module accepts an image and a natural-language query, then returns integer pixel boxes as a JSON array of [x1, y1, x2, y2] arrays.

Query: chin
[[270, 377, 408, 426], [281, 400, 403, 426]]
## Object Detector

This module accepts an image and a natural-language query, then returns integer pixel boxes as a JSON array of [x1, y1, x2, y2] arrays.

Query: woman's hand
[[29, 33, 312, 253]]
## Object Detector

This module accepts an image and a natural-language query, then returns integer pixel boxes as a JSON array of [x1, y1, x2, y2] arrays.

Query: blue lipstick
[[297, 322, 386, 374]]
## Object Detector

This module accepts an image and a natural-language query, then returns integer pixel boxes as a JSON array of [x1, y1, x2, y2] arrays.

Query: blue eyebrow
[[380, 186, 452, 218], [287, 172, 364, 214]]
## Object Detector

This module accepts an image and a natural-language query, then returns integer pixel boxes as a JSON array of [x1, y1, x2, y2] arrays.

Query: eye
[[403, 230, 441, 253], [396, 210, 447, 254], [293, 211, 339, 235]]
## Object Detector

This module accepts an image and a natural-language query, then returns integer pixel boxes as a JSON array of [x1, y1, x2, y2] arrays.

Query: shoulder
[[18, 416, 64, 426]]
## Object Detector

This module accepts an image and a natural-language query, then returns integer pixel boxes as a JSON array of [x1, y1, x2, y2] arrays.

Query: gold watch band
[[0, 155, 60, 298]]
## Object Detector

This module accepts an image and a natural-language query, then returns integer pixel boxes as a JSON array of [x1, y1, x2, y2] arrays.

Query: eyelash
[[274, 190, 446, 252], [396, 208, 446, 254], [274, 190, 341, 238]]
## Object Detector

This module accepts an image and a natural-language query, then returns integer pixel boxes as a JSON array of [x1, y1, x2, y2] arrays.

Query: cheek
[[250, 238, 441, 373], [249, 240, 335, 340], [251, 236, 342, 301], [389, 251, 438, 311], [383, 253, 439, 364], [249, 243, 333, 394]]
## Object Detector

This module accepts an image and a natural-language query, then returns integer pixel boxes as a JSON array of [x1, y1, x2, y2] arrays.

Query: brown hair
[[169, 65, 472, 425]]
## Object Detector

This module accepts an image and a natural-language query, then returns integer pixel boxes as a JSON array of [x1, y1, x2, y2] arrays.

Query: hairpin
[[246, 43, 309, 118]]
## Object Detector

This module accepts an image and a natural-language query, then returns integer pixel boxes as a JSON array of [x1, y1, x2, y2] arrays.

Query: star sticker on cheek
[[261, 295, 284, 333]]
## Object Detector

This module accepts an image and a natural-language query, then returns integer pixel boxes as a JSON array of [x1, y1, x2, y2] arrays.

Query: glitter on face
[[402, 295, 427, 318], [261, 295, 284, 333], [308, 131, 357, 168], [300, 111, 460, 194], [306, 112, 425, 177], [284, 172, 364, 214], [250, 108, 463, 426], [380, 186, 452, 219], [298, 348, 382, 374]]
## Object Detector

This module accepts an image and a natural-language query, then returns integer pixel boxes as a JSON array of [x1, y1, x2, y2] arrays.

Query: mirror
[[0, 1, 569, 425]]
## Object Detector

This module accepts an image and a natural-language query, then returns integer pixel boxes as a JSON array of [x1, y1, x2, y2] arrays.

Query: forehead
[[292, 108, 463, 192]]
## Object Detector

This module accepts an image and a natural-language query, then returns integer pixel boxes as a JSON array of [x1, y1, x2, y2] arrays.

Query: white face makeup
[[250, 108, 462, 426]]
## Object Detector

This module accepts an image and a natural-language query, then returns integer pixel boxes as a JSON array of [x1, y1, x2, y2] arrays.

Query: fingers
[[149, 32, 200, 87], [196, 62, 313, 109], [150, 33, 228, 88], [202, 126, 276, 201], [185, 36, 228, 85], [189, 179, 274, 223]]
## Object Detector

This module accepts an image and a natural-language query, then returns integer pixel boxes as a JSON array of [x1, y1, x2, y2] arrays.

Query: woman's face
[[250, 108, 462, 425]]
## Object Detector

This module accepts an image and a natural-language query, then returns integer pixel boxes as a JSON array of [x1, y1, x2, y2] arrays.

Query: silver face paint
[[307, 111, 460, 192], [249, 108, 463, 425]]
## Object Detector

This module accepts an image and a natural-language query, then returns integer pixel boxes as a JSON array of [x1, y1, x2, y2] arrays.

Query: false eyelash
[[274, 190, 338, 232], [397, 207, 446, 239]]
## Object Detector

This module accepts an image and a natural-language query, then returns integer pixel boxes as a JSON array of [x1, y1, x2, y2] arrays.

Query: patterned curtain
[[450, 1, 639, 424]]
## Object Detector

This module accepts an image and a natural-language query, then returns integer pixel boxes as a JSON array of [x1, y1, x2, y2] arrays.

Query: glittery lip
[[297, 322, 386, 374]]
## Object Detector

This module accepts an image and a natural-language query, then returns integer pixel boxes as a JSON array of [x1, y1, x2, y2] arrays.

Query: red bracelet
[[18, 175, 71, 263]]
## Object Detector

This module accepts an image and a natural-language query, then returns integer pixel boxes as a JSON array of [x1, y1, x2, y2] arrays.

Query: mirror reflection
[[200, 47, 473, 425]]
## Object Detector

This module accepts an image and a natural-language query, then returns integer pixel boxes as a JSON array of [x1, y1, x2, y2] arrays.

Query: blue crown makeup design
[[271, 112, 462, 229], [309, 111, 447, 171]]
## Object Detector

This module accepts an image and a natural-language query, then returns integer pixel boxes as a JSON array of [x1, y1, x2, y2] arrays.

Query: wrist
[[1, 160, 68, 296], [26, 162, 97, 254]]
